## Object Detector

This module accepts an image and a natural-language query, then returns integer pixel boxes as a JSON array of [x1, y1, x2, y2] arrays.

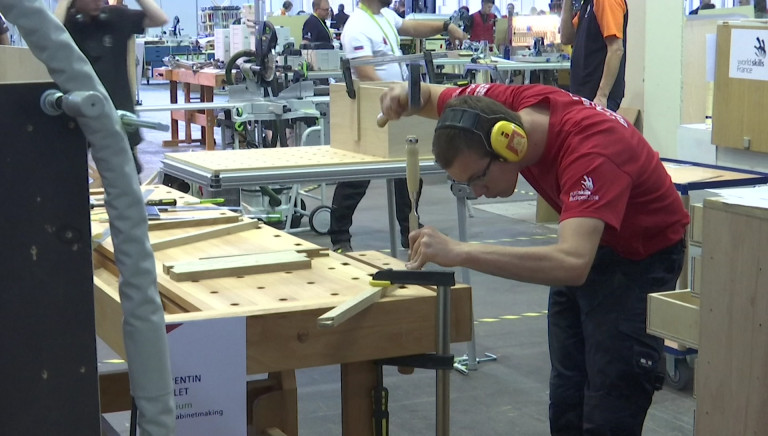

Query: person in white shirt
[[329, 0, 467, 253]]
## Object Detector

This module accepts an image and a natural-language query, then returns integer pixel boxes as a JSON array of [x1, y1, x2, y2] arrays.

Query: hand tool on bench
[[406, 136, 420, 255]]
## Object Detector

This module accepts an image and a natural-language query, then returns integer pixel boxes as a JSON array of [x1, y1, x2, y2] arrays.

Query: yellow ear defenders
[[436, 107, 528, 162]]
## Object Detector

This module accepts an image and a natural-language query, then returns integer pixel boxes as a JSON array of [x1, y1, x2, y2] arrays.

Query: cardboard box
[[329, 82, 436, 159], [617, 106, 643, 133]]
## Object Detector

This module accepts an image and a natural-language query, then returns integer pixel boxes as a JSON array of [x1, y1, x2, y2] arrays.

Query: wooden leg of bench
[[248, 370, 298, 436], [341, 361, 377, 436]]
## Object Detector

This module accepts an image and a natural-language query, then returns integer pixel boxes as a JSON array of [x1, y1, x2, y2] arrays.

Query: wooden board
[[0, 46, 52, 84], [164, 250, 311, 282], [329, 82, 436, 159], [662, 162, 760, 184], [712, 22, 768, 153], [696, 198, 768, 435], [681, 17, 718, 125]]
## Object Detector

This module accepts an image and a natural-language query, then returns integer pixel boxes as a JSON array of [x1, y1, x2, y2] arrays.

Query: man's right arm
[[379, 82, 452, 120], [136, 0, 168, 29], [560, 0, 576, 45]]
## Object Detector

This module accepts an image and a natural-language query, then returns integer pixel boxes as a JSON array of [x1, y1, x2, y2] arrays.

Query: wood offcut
[[164, 250, 311, 282]]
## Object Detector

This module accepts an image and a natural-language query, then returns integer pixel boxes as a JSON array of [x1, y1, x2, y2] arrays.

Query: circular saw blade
[[261, 53, 276, 82]]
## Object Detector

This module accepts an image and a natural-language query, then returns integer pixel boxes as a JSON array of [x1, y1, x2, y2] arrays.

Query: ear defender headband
[[436, 107, 528, 162]]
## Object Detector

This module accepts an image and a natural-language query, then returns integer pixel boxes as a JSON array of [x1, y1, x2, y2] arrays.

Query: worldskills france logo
[[569, 175, 599, 202], [736, 36, 766, 73]]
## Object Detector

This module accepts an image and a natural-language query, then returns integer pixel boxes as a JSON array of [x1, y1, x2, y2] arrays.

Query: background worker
[[560, 0, 627, 111], [332, 0, 467, 253], [55, 0, 168, 175], [379, 81, 688, 435], [302, 0, 333, 44], [466, 0, 497, 45], [689, 0, 716, 14], [331, 3, 349, 30], [280, 1, 293, 15], [0, 13, 9, 45]]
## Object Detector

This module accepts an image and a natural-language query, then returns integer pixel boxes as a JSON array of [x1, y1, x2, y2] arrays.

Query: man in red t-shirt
[[380, 82, 689, 435]]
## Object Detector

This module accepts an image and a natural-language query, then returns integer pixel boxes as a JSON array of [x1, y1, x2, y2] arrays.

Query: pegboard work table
[[93, 205, 472, 435]]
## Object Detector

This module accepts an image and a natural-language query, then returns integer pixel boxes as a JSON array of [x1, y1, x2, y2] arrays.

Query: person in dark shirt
[[690, 0, 716, 15], [302, 0, 333, 44], [332, 3, 349, 30], [55, 0, 167, 174], [560, 0, 627, 112]]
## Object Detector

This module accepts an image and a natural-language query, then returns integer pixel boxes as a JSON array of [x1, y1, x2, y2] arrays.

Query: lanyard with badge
[[358, 4, 398, 54], [313, 12, 333, 39]]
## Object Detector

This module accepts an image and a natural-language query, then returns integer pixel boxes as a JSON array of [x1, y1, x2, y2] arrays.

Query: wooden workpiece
[[164, 250, 312, 282], [329, 82, 436, 159], [92, 190, 473, 435]]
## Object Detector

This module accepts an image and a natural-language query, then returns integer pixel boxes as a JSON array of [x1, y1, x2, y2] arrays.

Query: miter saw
[[220, 21, 328, 232]]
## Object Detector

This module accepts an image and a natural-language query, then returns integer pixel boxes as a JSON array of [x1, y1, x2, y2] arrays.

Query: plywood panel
[[712, 22, 768, 153], [682, 18, 718, 124], [0, 46, 51, 83], [696, 199, 768, 435], [329, 83, 436, 158]]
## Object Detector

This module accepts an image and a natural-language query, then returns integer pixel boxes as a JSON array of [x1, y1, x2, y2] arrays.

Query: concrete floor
[[102, 82, 697, 435]]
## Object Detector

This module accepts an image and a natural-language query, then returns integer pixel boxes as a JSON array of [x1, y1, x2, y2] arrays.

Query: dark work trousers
[[548, 239, 685, 436], [329, 177, 423, 246]]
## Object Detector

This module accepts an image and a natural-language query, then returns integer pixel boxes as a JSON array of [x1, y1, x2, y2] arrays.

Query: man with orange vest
[[466, 0, 496, 45]]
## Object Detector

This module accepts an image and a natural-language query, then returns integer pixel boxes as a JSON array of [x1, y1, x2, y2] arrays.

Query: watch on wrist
[[443, 20, 451, 32]]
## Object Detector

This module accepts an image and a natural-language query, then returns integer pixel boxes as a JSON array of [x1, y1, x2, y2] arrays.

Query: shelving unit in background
[[199, 5, 242, 37]]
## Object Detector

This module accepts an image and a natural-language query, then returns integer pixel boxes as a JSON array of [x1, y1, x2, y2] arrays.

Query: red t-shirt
[[437, 84, 689, 260]]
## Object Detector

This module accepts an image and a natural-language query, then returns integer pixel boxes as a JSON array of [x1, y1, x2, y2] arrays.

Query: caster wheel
[[309, 205, 332, 235], [666, 357, 693, 390]]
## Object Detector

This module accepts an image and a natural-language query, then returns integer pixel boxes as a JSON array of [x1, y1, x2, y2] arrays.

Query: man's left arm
[[594, 36, 623, 108], [136, 0, 168, 29], [593, 0, 626, 108], [398, 20, 467, 44]]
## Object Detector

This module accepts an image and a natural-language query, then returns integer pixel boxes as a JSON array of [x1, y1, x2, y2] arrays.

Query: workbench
[[153, 67, 227, 150], [160, 146, 448, 258], [92, 185, 473, 435], [432, 56, 570, 84], [660, 158, 768, 288]]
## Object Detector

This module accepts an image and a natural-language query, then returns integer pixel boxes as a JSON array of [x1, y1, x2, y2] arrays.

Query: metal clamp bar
[[348, 51, 449, 67]]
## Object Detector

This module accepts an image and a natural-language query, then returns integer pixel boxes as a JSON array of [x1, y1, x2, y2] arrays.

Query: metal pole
[[436, 284, 451, 436], [454, 185, 477, 370]]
